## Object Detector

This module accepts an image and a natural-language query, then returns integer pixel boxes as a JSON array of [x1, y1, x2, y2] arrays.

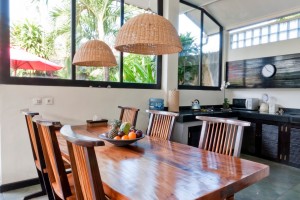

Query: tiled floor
[[1, 155, 300, 200]]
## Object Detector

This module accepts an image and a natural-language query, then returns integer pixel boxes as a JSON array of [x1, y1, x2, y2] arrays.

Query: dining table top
[[57, 125, 269, 200]]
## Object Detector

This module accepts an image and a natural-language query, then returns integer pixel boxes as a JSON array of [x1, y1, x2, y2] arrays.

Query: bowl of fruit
[[99, 120, 144, 146]]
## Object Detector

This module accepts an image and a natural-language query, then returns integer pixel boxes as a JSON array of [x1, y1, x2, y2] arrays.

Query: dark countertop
[[177, 107, 300, 124]]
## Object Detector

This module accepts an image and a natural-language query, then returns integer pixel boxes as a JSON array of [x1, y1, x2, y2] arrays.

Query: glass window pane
[[245, 39, 252, 46], [123, 1, 157, 84], [261, 27, 269, 35], [232, 34, 238, 41], [289, 30, 298, 39], [253, 29, 260, 37], [280, 22, 288, 31], [271, 24, 278, 33], [279, 31, 287, 40], [253, 37, 260, 45], [178, 8, 201, 86], [238, 41, 244, 48], [246, 30, 252, 39], [10, 0, 71, 79], [231, 42, 237, 49], [201, 14, 221, 87], [289, 20, 298, 30], [75, 0, 120, 82], [238, 32, 245, 40], [261, 35, 268, 43], [270, 33, 278, 42]]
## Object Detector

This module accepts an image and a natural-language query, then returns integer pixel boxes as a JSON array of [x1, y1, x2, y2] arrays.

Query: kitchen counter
[[177, 108, 300, 124]]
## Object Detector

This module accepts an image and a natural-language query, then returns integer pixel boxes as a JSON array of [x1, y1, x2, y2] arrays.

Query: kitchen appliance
[[232, 98, 259, 110], [259, 102, 269, 113], [191, 99, 201, 110]]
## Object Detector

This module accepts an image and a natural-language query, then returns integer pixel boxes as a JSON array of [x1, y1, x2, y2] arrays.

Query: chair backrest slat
[[36, 121, 72, 199], [197, 116, 250, 157], [60, 125, 106, 200], [118, 106, 140, 127], [146, 110, 179, 141], [24, 112, 41, 164]]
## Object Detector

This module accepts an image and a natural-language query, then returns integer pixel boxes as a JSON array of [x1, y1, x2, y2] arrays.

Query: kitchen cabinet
[[187, 125, 202, 147], [171, 121, 203, 145], [288, 124, 300, 167], [240, 117, 299, 167], [241, 122, 256, 155]]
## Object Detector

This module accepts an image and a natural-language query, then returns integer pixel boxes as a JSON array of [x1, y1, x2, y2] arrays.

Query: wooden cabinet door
[[261, 124, 279, 161], [188, 125, 202, 147], [241, 122, 256, 155], [288, 125, 300, 167]]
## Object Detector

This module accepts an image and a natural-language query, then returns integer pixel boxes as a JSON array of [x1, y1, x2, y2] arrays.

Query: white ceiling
[[182, 0, 300, 30]]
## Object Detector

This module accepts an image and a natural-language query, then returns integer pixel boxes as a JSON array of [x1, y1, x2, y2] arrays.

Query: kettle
[[192, 99, 201, 110]]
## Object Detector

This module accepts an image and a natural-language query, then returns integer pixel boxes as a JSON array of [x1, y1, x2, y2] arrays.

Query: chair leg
[[23, 169, 46, 200], [226, 194, 234, 200], [42, 172, 55, 200], [23, 168, 55, 200]]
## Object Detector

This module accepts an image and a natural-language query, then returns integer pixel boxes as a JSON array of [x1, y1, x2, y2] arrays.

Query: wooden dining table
[[57, 125, 269, 200]]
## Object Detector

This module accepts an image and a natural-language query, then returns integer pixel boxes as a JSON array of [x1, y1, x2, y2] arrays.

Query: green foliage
[[223, 98, 230, 109], [123, 54, 156, 83], [11, 20, 54, 59], [178, 32, 200, 85]]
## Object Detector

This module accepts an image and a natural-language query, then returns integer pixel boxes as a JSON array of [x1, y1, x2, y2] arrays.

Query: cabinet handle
[[285, 126, 288, 132], [284, 155, 287, 160], [280, 154, 282, 159]]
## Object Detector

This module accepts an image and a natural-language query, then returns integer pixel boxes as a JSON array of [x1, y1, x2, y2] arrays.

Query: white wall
[[226, 37, 300, 108]]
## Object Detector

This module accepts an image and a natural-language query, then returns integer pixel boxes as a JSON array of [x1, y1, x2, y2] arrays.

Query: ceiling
[[182, 0, 300, 30]]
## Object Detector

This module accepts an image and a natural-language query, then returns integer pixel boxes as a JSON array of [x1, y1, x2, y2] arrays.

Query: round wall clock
[[262, 64, 276, 78]]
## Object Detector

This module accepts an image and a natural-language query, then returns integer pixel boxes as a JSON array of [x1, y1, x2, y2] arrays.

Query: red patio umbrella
[[10, 47, 63, 75]]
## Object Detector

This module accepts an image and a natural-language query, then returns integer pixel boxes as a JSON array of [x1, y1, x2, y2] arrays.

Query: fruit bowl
[[98, 133, 145, 146]]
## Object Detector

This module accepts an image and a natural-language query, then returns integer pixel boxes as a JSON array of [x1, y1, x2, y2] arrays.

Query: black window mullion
[[71, 0, 76, 81], [120, 0, 124, 83], [199, 11, 203, 86]]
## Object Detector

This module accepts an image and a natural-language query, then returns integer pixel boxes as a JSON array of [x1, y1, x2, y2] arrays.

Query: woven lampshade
[[115, 13, 182, 55], [73, 40, 117, 67]]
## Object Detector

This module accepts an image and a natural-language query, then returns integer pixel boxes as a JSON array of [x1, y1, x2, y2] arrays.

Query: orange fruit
[[114, 136, 121, 140], [128, 132, 136, 139], [121, 135, 129, 140]]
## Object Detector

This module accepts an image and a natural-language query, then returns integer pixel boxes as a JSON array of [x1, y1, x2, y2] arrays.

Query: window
[[178, 0, 223, 90], [0, 0, 162, 89], [230, 13, 300, 49]]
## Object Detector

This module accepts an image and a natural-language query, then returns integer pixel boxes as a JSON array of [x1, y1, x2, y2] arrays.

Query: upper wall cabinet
[[226, 53, 300, 88], [178, 0, 223, 90]]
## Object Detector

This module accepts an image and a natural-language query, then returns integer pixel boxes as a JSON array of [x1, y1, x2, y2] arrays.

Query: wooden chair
[[35, 120, 80, 200], [146, 110, 179, 140], [118, 106, 140, 127], [196, 116, 251, 157], [60, 125, 108, 200], [23, 111, 54, 200]]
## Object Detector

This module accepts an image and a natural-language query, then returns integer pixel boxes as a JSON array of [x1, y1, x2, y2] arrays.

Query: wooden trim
[[0, 178, 40, 192]]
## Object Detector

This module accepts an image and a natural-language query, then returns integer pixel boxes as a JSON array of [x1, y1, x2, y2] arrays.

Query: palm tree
[[33, 0, 120, 81]]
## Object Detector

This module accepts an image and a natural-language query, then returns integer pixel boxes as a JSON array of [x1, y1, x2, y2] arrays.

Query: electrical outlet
[[32, 98, 42, 105], [44, 97, 54, 105]]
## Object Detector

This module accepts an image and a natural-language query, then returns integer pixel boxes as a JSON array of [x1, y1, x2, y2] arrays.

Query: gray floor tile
[[277, 190, 300, 200], [2, 185, 47, 200]]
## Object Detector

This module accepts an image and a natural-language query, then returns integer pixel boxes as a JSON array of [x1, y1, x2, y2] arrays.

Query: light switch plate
[[32, 98, 42, 105], [44, 97, 54, 105]]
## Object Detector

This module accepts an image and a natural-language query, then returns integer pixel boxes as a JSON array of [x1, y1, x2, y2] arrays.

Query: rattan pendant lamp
[[115, 13, 182, 55], [73, 40, 117, 67]]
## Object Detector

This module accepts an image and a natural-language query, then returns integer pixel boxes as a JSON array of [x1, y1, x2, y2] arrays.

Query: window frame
[[230, 15, 300, 50], [0, 0, 162, 89], [178, 0, 223, 91]]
